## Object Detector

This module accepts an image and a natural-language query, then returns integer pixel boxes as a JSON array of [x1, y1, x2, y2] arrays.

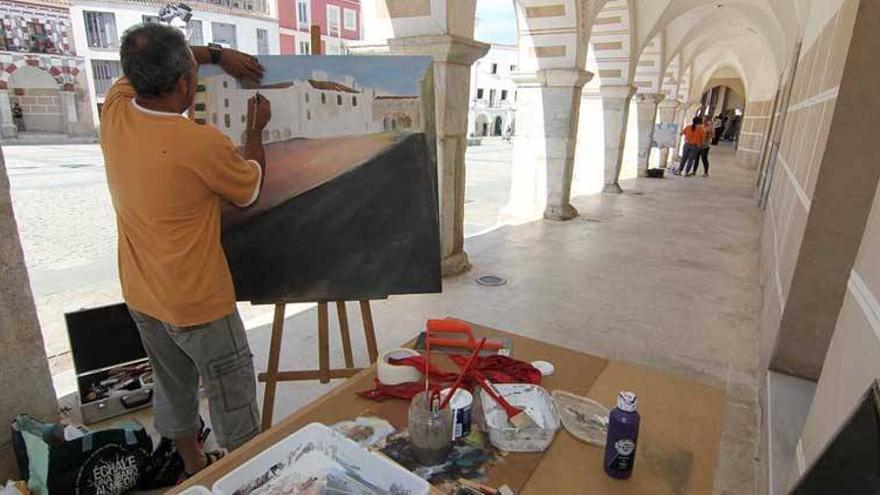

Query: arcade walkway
[[248, 144, 762, 494]]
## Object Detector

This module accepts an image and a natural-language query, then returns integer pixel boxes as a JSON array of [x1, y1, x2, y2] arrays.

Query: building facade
[[277, 0, 360, 55], [69, 0, 281, 126], [194, 69, 418, 146], [467, 44, 516, 138], [0, 0, 94, 137]]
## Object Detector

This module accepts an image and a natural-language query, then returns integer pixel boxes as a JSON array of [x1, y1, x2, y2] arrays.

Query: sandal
[[179, 450, 226, 483]]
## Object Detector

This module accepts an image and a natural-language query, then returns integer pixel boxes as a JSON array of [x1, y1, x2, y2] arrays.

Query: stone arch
[[6, 64, 66, 134], [493, 115, 503, 136], [0, 56, 81, 92], [474, 113, 489, 137], [589, 0, 634, 88], [649, 1, 786, 105]]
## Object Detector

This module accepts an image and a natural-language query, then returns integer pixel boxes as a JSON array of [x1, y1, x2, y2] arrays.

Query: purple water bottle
[[604, 391, 640, 479]]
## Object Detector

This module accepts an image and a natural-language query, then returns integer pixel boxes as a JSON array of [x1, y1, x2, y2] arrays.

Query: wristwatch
[[208, 42, 223, 64]]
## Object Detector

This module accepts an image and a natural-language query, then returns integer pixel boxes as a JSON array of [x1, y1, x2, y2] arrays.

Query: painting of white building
[[195, 57, 423, 147]]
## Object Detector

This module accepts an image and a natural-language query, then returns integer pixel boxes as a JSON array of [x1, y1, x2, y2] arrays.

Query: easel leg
[[359, 300, 379, 364], [318, 302, 330, 384], [260, 303, 286, 431], [336, 301, 354, 368]]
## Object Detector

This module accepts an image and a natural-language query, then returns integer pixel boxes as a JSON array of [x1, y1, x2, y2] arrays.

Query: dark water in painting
[[222, 132, 441, 304]]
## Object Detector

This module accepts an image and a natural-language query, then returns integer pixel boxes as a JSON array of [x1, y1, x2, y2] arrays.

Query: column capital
[[511, 68, 593, 89], [599, 84, 637, 100], [658, 98, 680, 110], [385, 34, 490, 65], [636, 92, 666, 105]]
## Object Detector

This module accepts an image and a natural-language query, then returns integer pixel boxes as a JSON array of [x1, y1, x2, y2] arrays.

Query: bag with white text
[[11, 414, 152, 495]]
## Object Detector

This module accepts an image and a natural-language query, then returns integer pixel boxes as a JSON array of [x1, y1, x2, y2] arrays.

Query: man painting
[[101, 23, 272, 478]]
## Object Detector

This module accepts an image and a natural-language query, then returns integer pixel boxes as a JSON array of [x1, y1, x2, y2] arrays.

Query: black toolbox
[[65, 303, 154, 424]]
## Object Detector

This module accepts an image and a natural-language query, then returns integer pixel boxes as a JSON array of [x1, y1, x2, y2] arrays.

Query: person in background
[[725, 115, 740, 141], [698, 117, 714, 177], [712, 114, 723, 145], [11, 102, 24, 131], [101, 23, 271, 479], [675, 116, 705, 176]]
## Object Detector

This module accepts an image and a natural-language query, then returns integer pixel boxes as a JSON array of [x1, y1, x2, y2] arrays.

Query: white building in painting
[[195, 70, 421, 146], [467, 43, 517, 138], [69, 0, 281, 126]]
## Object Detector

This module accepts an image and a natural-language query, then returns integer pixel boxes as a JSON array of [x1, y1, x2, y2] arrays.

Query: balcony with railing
[[471, 98, 516, 111], [199, 0, 270, 15]]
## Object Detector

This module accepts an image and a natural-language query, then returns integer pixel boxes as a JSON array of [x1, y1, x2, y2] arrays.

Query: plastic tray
[[213, 422, 430, 494], [178, 487, 212, 495], [480, 384, 560, 452]]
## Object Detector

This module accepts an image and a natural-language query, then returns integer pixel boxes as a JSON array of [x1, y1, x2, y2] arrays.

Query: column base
[[1, 124, 17, 138], [603, 183, 623, 194], [637, 169, 649, 178], [441, 251, 471, 277], [543, 203, 578, 221]]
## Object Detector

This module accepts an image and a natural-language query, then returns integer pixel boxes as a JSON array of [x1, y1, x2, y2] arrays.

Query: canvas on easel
[[196, 55, 441, 304]]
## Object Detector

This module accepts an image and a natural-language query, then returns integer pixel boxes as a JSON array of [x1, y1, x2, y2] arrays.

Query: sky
[[200, 56, 432, 96], [474, 0, 518, 45]]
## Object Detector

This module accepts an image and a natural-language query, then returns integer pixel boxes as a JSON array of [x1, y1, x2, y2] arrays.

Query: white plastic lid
[[617, 391, 638, 412], [531, 360, 555, 376]]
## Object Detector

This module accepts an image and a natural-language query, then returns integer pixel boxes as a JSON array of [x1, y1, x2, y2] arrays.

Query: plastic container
[[177, 487, 211, 495], [408, 391, 453, 465], [552, 389, 609, 447], [213, 423, 430, 495], [480, 384, 560, 452]]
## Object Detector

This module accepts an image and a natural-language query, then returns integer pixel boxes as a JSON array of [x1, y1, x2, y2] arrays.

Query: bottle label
[[610, 439, 637, 471]]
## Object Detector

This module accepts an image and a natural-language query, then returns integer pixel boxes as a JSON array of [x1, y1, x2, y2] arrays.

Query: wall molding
[[768, 201, 786, 309], [787, 86, 839, 113], [777, 152, 812, 210], [848, 270, 880, 342]]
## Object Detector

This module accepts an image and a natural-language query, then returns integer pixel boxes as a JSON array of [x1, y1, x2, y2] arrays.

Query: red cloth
[[357, 354, 541, 402]]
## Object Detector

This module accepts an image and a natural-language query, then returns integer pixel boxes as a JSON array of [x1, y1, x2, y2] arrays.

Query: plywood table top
[[174, 321, 724, 494]]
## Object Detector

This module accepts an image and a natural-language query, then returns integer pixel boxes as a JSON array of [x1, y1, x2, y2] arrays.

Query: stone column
[[0, 90, 17, 138], [599, 85, 636, 194], [0, 148, 57, 480], [507, 68, 591, 221], [635, 92, 665, 177], [59, 91, 78, 136], [656, 99, 680, 168], [386, 35, 489, 276], [671, 104, 687, 163]]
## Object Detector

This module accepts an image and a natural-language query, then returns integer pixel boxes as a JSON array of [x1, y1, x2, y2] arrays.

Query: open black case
[[65, 303, 154, 424]]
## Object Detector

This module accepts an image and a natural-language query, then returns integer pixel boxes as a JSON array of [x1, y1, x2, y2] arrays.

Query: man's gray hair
[[120, 23, 193, 98]]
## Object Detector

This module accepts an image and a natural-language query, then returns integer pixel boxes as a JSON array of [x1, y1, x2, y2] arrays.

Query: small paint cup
[[441, 388, 473, 440]]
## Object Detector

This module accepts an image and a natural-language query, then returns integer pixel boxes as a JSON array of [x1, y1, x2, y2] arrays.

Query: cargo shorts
[[128, 307, 260, 450]]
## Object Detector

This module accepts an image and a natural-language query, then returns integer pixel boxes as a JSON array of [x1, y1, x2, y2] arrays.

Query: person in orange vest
[[674, 117, 706, 176], [697, 117, 715, 177]]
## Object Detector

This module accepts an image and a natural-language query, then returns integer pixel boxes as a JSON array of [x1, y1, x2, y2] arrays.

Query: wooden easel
[[258, 31, 380, 430], [258, 300, 379, 430]]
